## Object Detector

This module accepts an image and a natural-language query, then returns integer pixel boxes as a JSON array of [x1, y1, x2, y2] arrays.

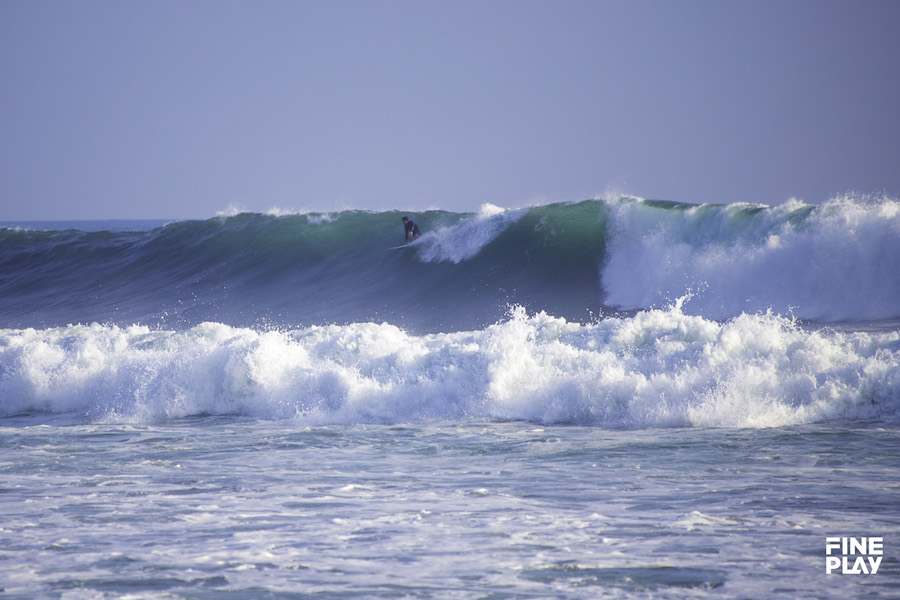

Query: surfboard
[[388, 238, 424, 250]]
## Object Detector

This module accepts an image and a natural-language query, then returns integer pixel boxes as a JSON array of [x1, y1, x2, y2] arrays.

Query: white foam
[[2, 306, 897, 428], [215, 204, 248, 218], [415, 204, 523, 263], [602, 195, 900, 321]]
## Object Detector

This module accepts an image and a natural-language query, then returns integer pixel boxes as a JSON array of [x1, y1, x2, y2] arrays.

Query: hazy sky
[[2, 0, 899, 220]]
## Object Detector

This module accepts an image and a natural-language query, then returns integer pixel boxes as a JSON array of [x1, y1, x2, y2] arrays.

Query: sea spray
[[415, 203, 524, 263]]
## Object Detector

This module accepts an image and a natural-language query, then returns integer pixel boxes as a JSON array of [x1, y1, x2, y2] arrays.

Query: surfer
[[402, 216, 421, 243]]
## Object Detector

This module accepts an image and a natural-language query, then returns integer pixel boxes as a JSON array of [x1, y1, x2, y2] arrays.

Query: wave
[[0, 202, 609, 332], [1, 195, 899, 332], [2, 306, 897, 428]]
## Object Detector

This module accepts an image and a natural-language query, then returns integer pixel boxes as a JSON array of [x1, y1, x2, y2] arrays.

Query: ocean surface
[[1, 195, 899, 598]]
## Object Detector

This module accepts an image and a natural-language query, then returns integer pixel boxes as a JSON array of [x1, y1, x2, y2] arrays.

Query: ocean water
[[1, 196, 899, 598]]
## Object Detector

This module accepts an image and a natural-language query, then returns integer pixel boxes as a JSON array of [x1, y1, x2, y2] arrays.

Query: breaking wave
[[2, 305, 898, 428]]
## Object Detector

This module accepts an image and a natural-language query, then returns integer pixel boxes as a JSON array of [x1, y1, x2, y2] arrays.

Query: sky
[[1, 0, 899, 220]]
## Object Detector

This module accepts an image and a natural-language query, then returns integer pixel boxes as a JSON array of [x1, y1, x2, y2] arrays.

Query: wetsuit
[[404, 220, 420, 241]]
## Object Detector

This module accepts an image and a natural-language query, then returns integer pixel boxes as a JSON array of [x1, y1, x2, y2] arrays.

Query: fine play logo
[[825, 537, 883, 575]]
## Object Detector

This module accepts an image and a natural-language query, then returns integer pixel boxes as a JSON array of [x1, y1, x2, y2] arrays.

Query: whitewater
[[1, 195, 899, 598]]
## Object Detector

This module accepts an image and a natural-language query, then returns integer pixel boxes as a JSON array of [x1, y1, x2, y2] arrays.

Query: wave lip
[[2, 305, 897, 428]]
